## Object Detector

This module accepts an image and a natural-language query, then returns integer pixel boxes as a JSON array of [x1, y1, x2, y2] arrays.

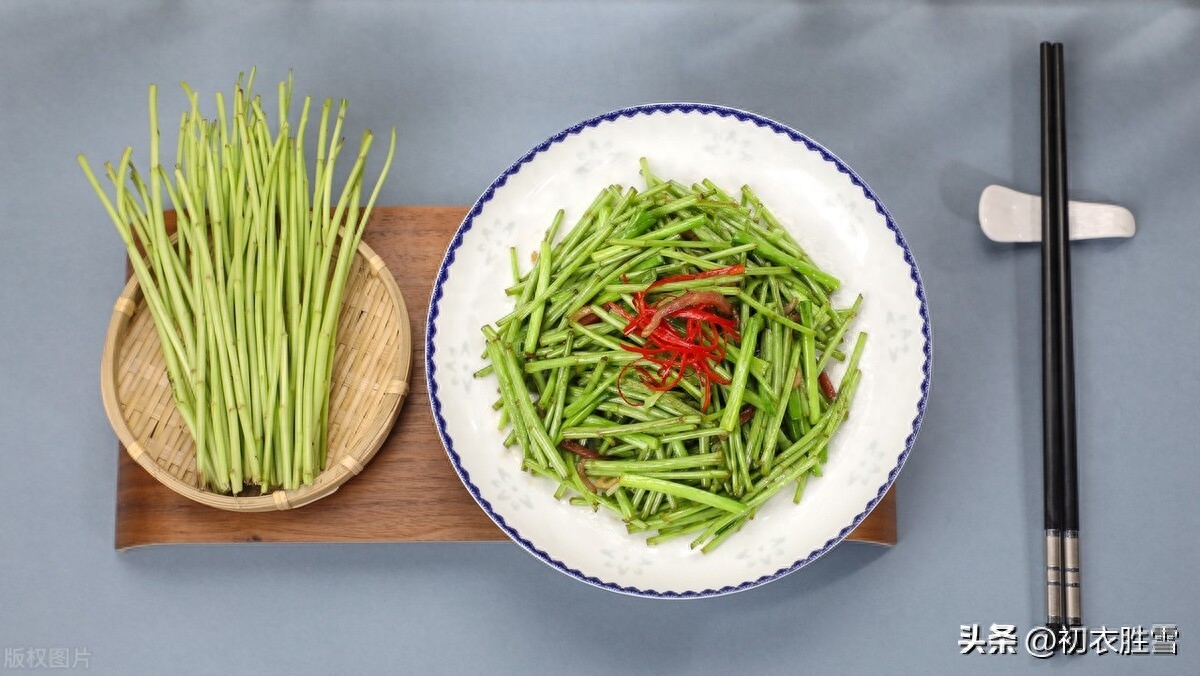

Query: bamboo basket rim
[[100, 238, 412, 511]]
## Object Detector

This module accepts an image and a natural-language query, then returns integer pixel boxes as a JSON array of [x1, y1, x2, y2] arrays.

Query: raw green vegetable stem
[[80, 70, 396, 493]]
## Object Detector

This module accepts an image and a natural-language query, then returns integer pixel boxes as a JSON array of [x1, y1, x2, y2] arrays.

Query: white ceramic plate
[[427, 104, 931, 597]]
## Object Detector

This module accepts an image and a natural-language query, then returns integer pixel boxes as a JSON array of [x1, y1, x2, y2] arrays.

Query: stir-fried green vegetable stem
[[478, 160, 866, 551]]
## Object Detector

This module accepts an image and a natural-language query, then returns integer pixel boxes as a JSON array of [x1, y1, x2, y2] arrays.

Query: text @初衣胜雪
[[958, 623, 1179, 658]]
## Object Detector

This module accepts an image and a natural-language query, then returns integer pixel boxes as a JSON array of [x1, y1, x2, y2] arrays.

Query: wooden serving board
[[115, 206, 897, 549]]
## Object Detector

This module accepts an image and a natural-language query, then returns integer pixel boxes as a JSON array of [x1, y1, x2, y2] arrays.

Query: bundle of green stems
[[478, 159, 867, 552], [80, 71, 396, 494]]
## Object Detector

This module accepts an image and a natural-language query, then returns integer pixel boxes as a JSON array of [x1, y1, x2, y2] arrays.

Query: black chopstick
[[1050, 42, 1083, 629], [1040, 41, 1082, 632], [1039, 41, 1066, 632]]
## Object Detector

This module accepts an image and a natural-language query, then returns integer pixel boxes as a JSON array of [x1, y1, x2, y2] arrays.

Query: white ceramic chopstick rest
[[978, 184, 1136, 243]]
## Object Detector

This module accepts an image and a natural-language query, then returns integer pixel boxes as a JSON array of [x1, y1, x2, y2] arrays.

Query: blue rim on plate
[[427, 102, 932, 598]]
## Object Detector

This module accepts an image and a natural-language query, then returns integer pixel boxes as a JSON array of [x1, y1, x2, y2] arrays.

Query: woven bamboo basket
[[100, 240, 412, 511]]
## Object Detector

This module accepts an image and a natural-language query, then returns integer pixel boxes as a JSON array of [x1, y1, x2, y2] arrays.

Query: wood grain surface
[[115, 206, 897, 549]]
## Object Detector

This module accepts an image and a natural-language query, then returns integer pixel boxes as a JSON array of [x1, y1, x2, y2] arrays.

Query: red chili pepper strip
[[672, 306, 738, 324], [650, 362, 687, 392], [609, 274, 745, 411], [818, 371, 837, 400], [647, 264, 746, 292], [641, 291, 735, 337], [616, 360, 641, 406], [607, 302, 635, 322]]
